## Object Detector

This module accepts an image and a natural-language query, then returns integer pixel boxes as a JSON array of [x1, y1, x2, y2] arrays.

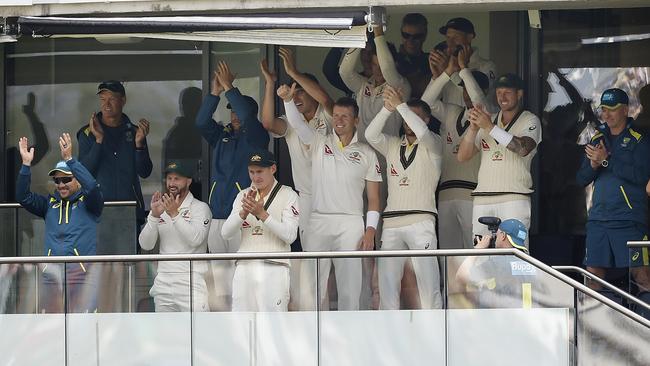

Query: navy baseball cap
[[460, 71, 490, 91], [499, 219, 528, 253], [600, 88, 629, 110], [97, 80, 126, 96], [48, 161, 72, 176], [248, 150, 277, 167], [226, 95, 258, 113], [439, 17, 475, 36], [495, 73, 525, 90], [164, 160, 193, 178]]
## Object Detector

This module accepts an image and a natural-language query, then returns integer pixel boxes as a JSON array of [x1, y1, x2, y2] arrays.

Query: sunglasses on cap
[[53, 177, 74, 184], [401, 31, 426, 41]]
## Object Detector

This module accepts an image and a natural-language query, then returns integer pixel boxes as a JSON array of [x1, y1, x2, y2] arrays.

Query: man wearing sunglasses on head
[[395, 13, 431, 99], [16, 133, 104, 313]]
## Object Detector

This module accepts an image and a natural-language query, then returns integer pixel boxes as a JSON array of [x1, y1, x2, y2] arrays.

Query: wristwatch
[[601, 159, 609, 168]]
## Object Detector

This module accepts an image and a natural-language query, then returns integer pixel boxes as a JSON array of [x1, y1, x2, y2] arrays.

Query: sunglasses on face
[[401, 32, 426, 41], [53, 177, 73, 185]]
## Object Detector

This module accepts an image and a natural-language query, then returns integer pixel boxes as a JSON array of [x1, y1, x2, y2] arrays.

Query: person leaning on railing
[[455, 219, 538, 309], [16, 133, 104, 313]]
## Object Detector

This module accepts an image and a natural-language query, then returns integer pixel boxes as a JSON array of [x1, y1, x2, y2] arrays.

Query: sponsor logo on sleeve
[[291, 205, 299, 216], [481, 139, 490, 151], [390, 164, 399, 176], [324, 144, 334, 156], [203, 219, 210, 226], [528, 125, 537, 131]]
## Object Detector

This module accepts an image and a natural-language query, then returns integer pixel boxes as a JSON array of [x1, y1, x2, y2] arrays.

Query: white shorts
[[232, 261, 290, 312]]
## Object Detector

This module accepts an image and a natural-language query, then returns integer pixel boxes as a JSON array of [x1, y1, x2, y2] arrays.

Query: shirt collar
[[334, 131, 359, 149]]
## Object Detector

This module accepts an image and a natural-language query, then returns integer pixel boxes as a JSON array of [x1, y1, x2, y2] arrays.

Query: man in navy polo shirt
[[577, 88, 650, 295]]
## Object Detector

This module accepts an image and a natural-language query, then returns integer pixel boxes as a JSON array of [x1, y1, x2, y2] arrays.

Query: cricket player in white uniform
[[339, 25, 411, 143], [437, 17, 497, 109], [139, 161, 212, 312], [222, 150, 299, 311], [260, 47, 332, 309], [457, 74, 542, 249], [421, 47, 489, 249], [365, 85, 443, 309], [279, 85, 382, 310]]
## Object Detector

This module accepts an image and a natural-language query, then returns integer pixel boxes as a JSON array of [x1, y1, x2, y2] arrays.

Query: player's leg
[[308, 214, 334, 310], [207, 219, 239, 311], [405, 219, 442, 309], [332, 216, 365, 311], [438, 200, 462, 249], [378, 227, 407, 310], [231, 262, 252, 312], [151, 275, 179, 312], [292, 192, 313, 311], [258, 263, 290, 312], [457, 200, 475, 249], [190, 273, 210, 312], [584, 221, 614, 290]]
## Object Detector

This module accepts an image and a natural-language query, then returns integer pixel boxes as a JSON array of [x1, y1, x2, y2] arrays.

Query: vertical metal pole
[[0, 43, 6, 203]]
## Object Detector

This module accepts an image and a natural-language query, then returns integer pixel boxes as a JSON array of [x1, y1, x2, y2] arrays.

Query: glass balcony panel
[[577, 290, 650, 366], [65, 261, 192, 366], [0, 261, 65, 365], [194, 258, 318, 366], [446, 254, 574, 366], [318, 255, 446, 366]]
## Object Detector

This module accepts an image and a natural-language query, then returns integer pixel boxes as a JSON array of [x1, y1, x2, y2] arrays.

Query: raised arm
[[262, 190, 300, 245], [280, 47, 334, 115], [373, 27, 409, 96], [59, 133, 104, 217], [222, 190, 246, 241], [217, 61, 270, 148], [339, 48, 367, 93], [260, 58, 288, 136], [195, 68, 225, 146], [134, 119, 153, 179], [322, 48, 353, 95], [279, 84, 317, 146], [15, 137, 48, 218], [396, 103, 441, 154], [139, 192, 163, 251], [364, 107, 391, 156], [457, 120, 480, 162], [76, 113, 103, 175]]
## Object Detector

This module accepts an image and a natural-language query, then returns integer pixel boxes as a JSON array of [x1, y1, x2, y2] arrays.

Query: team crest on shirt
[[399, 177, 410, 186], [324, 144, 334, 156], [242, 221, 251, 228], [622, 137, 631, 147], [125, 130, 134, 143], [390, 164, 399, 176], [364, 86, 372, 97], [446, 132, 453, 144], [291, 206, 299, 216], [347, 151, 361, 163], [252, 226, 264, 235], [491, 151, 503, 161], [375, 164, 382, 174], [481, 139, 490, 151]]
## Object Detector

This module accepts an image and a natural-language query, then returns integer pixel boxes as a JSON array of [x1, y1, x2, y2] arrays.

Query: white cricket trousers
[[307, 213, 364, 311], [207, 219, 241, 311], [290, 192, 312, 310], [378, 219, 442, 309], [438, 199, 474, 249], [232, 261, 290, 312], [150, 272, 210, 312], [472, 198, 531, 248]]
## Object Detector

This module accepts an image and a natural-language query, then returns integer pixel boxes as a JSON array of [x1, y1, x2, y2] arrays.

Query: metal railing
[[1, 247, 649, 328]]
